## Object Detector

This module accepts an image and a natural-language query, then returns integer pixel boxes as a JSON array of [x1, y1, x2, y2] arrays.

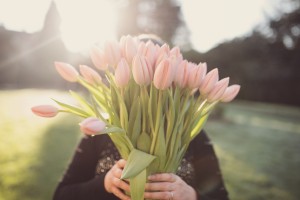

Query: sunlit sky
[[0, 0, 275, 52]]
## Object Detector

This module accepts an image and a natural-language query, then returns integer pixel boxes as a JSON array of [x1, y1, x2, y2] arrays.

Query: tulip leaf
[[128, 97, 140, 139], [190, 113, 209, 141], [137, 132, 151, 153], [129, 168, 147, 200], [52, 99, 89, 118], [121, 148, 156, 180], [131, 101, 142, 147], [101, 127, 126, 134], [69, 90, 95, 116]]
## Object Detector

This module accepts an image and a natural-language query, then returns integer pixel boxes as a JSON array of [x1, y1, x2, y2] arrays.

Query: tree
[[116, 0, 190, 47]]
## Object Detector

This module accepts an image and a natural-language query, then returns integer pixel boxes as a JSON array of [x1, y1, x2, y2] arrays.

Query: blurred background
[[0, 0, 299, 199]]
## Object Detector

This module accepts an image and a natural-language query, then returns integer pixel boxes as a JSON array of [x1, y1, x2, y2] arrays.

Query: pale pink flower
[[143, 40, 158, 69], [220, 84, 241, 103], [175, 60, 190, 88], [55, 62, 79, 82], [199, 68, 219, 95], [79, 65, 102, 85], [115, 58, 131, 88], [132, 54, 153, 86], [104, 40, 122, 67], [31, 105, 58, 118], [155, 44, 170, 67], [120, 35, 140, 63], [90, 46, 108, 70], [187, 62, 207, 89], [170, 46, 183, 60], [79, 117, 106, 135], [207, 77, 230, 102], [153, 58, 176, 90]]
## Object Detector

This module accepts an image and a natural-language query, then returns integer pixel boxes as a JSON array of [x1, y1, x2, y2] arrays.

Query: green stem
[[150, 90, 162, 154]]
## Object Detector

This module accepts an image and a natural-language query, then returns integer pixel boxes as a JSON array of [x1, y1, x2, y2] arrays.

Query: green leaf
[[137, 132, 151, 153], [101, 127, 126, 134], [129, 168, 147, 200], [121, 149, 156, 179], [53, 99, 89, 118], [69, 90, 95, 116]]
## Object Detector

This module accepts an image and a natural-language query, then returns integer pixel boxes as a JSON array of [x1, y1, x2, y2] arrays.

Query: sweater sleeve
[[53, 135, 116, 200], [190, 131, 229, 200]]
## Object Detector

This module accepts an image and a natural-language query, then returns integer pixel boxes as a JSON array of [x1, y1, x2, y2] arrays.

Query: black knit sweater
[[53, 131, 229, 200]]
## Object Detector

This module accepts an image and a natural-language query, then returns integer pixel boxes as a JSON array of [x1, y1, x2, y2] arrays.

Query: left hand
[[144, 173, 197, 200]]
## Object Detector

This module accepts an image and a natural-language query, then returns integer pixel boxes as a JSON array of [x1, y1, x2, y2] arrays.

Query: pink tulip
[[207, 77, 230, 102], [153, 58, 176, 90], [55, 62, 79, 82], [220, 84, 241, 103], [90, 46, 108, 70], [170, 46, 183, 60], [175, 60, 189, 88], [79, 65, 102, 85], [120, 35, 139, 63], [104, 40, 122, 67], [155, 44, 170, 67], [31, 105, 58, 118], [132, 54, 153, 86], [187, 62, 207, 89], [143, 40, 158, 69], [115, 58, 131, 87], [79, 117, 106, 135], [199, 68, 219, 95]]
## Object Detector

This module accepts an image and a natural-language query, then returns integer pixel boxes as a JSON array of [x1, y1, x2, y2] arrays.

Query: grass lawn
[[0, 89, 299, 200]]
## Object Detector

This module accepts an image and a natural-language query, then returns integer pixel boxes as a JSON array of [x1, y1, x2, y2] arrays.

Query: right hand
[[104, 159, 131, 200]]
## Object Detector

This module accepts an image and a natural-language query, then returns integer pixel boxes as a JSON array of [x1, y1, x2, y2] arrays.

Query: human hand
[[144, 173, 197, 200], [104, 159, 131, 200]]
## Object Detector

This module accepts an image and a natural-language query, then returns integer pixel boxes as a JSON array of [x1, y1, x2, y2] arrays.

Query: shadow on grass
[[206, 119, 300, 200], [22, 115, 82, 200]]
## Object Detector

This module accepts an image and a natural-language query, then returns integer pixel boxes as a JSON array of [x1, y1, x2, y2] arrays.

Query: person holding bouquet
[[32, 34, 240, 200], [49, 34, 232, 200]]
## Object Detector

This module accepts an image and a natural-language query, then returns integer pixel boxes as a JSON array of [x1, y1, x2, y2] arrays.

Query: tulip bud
[[187, 62, 207, 89], [79, 65, 102, 85], [132, 54, 153, 86], [31, 105, 58, 118], [90, 46, 108, 70], [104, 40, 122, 68], [115, 58, 131, 88], [220, 84, 241, 103], [174, 60, 189, 88], [153, 58, 176, 90], [199, 68, 219, 95], [207, 77, 230, 102], [170, 46, 183, 60], [54, 62, 79, 82], [120, 35, 139, 64], [143, 40, 157, 69], [79, 117, 106, 135]]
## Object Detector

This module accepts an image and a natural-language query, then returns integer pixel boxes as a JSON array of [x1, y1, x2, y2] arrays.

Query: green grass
[[0, 89, 299, 200]]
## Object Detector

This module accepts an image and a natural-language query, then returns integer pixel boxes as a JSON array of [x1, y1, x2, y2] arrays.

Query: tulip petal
[[55, 62, 79, 82], [79, 117, 106, 135], [31, 105, 58, 118], [221, 84, 241, 103]]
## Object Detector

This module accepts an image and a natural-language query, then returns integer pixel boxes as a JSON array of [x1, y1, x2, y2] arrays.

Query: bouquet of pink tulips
[[32, 35, 240, 200]]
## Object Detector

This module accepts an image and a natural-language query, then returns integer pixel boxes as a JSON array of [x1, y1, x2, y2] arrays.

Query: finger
[[145, 182, 174, 191], [144, 191, 173, 200], [117, 159, 127, 168], [111, 187, 131, 200], [112, 167, 123, 178], [148, 173, 177, 182], [113, 177, 130, 192]]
